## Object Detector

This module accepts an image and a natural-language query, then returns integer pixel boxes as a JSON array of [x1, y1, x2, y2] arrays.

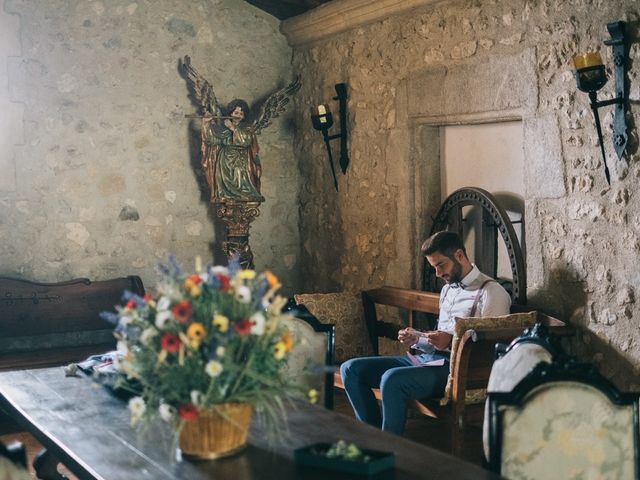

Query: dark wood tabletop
[[0, 367, 501, 480]]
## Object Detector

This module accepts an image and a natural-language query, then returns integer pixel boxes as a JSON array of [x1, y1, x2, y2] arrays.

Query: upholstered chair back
[[488, 362, 639, 480], [281, 314, 335, 409]]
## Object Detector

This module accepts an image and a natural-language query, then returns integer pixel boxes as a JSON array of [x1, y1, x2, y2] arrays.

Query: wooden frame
[[334, 285, 572, 457]]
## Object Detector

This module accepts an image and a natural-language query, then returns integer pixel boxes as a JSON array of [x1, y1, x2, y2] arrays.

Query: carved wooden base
[[214, 201, 261, 269]]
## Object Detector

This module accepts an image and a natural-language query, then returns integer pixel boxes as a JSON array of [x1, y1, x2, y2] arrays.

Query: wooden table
[[0, 367, 500, 480]]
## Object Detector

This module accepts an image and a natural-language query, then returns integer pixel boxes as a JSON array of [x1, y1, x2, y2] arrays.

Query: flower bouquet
[[103, 257, 308, 458]]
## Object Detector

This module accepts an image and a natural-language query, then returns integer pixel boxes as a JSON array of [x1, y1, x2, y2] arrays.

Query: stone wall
[[287, 0, 640, 387], [0, 0, 300, 293]]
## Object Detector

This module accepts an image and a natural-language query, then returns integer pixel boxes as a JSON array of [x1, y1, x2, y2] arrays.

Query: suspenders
[[468, 279, 496, 317]]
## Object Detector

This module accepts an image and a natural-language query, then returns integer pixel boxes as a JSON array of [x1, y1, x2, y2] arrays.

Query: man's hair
[[421, 231, 467, 259]]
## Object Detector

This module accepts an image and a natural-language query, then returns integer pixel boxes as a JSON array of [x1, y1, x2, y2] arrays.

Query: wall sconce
[[311, 83, 349, 191], [573, 21, 627, 185]]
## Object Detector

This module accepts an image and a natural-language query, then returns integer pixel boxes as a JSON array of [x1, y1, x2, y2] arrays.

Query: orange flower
[[184, 277, 202, 297], [264, 270, 279, 288], [281, 330, 294, 353]]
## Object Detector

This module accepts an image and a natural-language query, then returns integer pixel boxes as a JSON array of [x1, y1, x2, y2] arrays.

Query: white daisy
[[155, 310, 172, 328], [206, 360, 223, 377], [250, 312, 266, 335], [210, 266, 229, 276], [140, 328, 157, 345], [158, 403, 175, 422], [235, 285, 251, 304], [156, 296, 171, 311], [128, 396, 146, 425], [190, 390, 204, 406]]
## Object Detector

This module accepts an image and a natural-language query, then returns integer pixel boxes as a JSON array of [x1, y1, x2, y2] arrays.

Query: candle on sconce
[[195, 255, 202, 273], [317, 104, 328, 124]]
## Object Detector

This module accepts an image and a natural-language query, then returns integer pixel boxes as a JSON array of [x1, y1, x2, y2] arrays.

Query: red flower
[[161, 333, 181, 353], [188, 274, 203, 285], [216, 274, 231, 292], [172, 301, 192, 323], [143, 293, 153, 303], [235, 318, 252, 336], [126, 299, 136, 309], [179, 404, 199, 421]]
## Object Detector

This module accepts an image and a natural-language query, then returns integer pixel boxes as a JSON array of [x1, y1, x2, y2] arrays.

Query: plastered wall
[[288, 1, 640, 387], [0, 0, 301, 293]]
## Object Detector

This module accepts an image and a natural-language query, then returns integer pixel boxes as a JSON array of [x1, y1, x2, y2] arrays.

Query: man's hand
[[423, 330, 452, 351], [397, 327, 420, 346]]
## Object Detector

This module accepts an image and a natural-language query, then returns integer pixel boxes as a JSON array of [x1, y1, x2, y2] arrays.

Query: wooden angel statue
[[182, 56, 301, 204]]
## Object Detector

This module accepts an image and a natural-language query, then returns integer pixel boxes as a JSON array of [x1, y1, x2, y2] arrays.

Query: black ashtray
[[294, 442, 395, 476]]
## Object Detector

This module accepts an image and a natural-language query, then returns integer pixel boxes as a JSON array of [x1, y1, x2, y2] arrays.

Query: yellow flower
[[237, 269, 256, 281], [274, 341, 287, 360], [186, 322, 206, 348], [308, 389, 319, 404], [212, 314, 229, 333]]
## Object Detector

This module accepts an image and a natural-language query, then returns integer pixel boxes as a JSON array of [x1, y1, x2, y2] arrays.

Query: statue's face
[[231, 106, 245, 122]]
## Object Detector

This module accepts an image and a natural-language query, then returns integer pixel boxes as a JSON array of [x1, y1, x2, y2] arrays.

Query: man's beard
[[447, 258, 464, 284]]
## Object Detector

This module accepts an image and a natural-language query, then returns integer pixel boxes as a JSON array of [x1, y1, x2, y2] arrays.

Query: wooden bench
[[0, 275, 145, 477], [333, 286, 573, 457], [0, 276, 144, 372]]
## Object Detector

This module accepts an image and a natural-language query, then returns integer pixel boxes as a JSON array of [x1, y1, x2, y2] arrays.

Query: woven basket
[[179, 403, 253, 459]]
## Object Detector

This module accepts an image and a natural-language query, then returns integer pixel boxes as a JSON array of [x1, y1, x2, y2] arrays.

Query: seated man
[[340, 231, 511, 435]]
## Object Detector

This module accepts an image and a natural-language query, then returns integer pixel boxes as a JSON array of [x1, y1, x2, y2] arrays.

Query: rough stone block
[[523, 115, 565, 199], [408, 49, 537, 120], [0, 98, 23, 192]]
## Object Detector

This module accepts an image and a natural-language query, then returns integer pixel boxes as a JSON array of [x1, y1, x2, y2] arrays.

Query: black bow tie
[[449, 282, 465, 289]]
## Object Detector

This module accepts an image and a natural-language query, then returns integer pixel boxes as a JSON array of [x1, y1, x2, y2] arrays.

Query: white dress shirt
[[414, 264, 511, 352]]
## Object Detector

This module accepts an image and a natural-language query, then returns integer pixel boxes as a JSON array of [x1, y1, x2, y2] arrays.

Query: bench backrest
[[0, 276, 144, 357]]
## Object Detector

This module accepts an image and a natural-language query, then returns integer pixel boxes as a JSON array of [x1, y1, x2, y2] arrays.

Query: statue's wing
[[181, 55, 220, 115], [252, 75, 301, 135]]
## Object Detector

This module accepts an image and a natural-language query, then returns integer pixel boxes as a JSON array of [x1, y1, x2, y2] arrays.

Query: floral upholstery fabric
[[500, 382, 635, 480], [294, 293, 374, 364], [483, 342, 554, 461], [440, 311, 537, 406], [281, 316, 329, 406]]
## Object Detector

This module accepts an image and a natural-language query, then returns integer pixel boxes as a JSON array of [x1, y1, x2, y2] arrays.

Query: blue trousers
[[340, 354, 449, 435]]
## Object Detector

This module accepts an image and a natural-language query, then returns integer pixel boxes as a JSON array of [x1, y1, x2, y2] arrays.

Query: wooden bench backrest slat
[[0, 276, 144, 338]]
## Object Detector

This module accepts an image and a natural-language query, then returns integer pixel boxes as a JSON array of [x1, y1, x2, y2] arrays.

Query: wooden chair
[[332, 286, 573, 457], [487, 360, 640, 479]]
